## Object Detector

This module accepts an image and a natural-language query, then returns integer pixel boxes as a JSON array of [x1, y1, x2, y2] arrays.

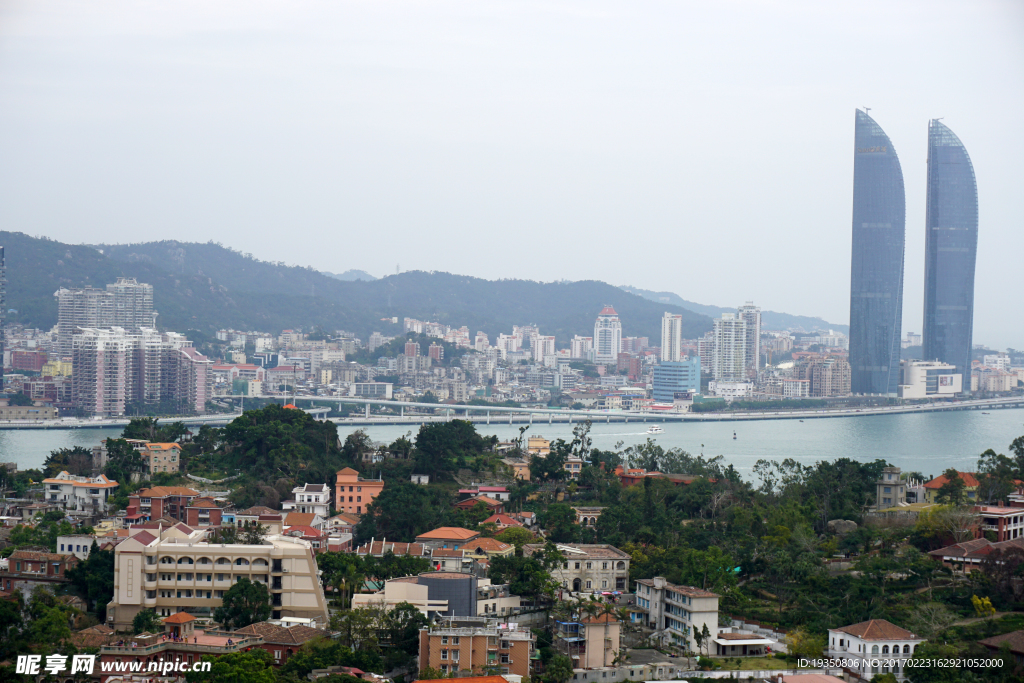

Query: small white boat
[[646, 425, 664, 434]]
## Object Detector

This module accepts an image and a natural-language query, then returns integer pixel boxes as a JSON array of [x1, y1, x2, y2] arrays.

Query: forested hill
[[3, 233, 712, 342]]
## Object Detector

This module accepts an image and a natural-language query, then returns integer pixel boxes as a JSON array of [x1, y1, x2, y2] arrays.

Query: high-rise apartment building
[[737, 302, 761, 378], [0, 246, 5, 386], [593, 306, 622, 364], [72, 328, 211, 416], [570, 336, 593, 360], [848, 110, 906, 396], [712, 314, 747, 381], [660, 313, 683, 363], [922, 120, 978, 386], [55, 278, 155, 358]]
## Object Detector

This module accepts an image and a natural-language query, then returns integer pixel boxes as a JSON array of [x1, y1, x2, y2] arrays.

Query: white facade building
[[827, 619, 925, 681], [660, 313, 683, 363], [737, 303, 761, 378], [897, 360, 962, 399], [41, 471, 119, 514], [634, 576, 720, 653], [58, 535, 100, 561], [708, 381, 752, 399], [593, 306, 622, 364], [712, 314, 747, 381], [570, 336, 594, 360], [281, 483, 331, 517]]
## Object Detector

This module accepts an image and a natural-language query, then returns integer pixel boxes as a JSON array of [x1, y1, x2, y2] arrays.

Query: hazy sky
[[1, 1, 1021, 348]]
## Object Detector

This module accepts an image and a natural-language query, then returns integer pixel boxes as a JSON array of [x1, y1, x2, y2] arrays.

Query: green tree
[[133, 608, 163, 634], [213, 577, 271, 629], [976, 449, 1016, 504], [65, 542, 115, 620], [543, 653, 574, 683], [495, 526, 536, 550], [186, 649, 277, 683], [104, 438, 144, 485], [934, 468, 966, 505], [43, 446, 93, 478]]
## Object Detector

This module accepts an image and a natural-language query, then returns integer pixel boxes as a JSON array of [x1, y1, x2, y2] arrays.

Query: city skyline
[[0, 2, 1021, 349]]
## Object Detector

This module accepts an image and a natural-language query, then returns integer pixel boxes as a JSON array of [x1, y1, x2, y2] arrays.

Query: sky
[[0, 1, 1021, 348]]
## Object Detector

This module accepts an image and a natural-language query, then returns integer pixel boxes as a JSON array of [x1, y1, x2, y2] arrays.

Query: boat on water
[[646, 425, 664, 434], [733, 431, 737, 440]]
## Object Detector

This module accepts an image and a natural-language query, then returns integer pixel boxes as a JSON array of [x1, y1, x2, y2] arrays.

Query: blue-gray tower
[[923, 120, 978, 387], [848, 110, 906, 396]]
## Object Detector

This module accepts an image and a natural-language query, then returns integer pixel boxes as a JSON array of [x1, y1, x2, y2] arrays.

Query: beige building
[[352, 575, 520, 618], [634, 576, 720, 653], [142, 443, 182, 476], [556, 614, 621, 669], [106, 521, 328, 631], [524, 543, 630, 593], [0, 401, 58, 421], [418, 620, 535, 678]]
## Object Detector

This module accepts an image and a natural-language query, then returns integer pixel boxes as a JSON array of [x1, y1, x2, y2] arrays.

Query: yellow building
[[42, 360, 73, 377]]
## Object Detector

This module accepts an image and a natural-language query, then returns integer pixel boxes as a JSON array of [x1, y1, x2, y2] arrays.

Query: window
[[453, 637, 460, 645], [586, 562, 592, 569], [357, 486, 362, 492], [602, 562, 608, 570], [441, 636, 448, 645], [357, 496, 361, 502], [441, 650, 448, 660], [452, 650, 459, 662], [602, 580, 608, 588], [884, 487, 891, 493], [882, 645, 889, 654], [903, 644, 910, 654], [349, 486, 354, 492], [586, 580, 592, 589], [574, 562, 581, 569], [872, 645, 879, 655], [501, 654, 509, 664]]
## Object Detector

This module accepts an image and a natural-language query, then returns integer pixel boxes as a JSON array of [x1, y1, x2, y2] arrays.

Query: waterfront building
[[923, 120, 978, 385], [660, 313, 683, 362], [848, 110, 906, 396], [71, 327, 211, 416], [875, 466, 906, 510], [711, 314, 747, 381], [652, 357, 700, 403], [737, 302, 761, 378], [897, 360, 962, 399], [593, 306, 622, 364], [41, 471, 119, 514]]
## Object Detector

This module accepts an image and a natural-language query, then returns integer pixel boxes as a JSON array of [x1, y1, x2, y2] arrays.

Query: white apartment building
[[525, 544, 631, 592], [634, 576, 720, 653], [708, 380, 752, 399], [281, 483, 331, 517], [106, 522, 329, 631], [983, 354, 1010, 371], [661, 313, 683, 363], [570, 336, 594, 360], [827, 619, 924, 681], [41, 471, 119, 514], [737, 303, 761, 377], [54, 277, 155, 358], [593, 306, 622, 364], [712, 314, 747, 381]]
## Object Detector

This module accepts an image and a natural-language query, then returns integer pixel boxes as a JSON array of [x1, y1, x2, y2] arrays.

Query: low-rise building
[[827, 619, 924, 681], [462, 538, 515, 563], [281, 483, 331, 517], [525, 543, 630, 593], [975, 505, 1024, 542], [633, 576, 719, 652], [184, 497, 223, 528], [233, 621, 328, 666], [555, 614, 621, 670], [1, 550, 79, 596], [978, 630, 1024, 666], [105, 521, 329, 631], [418, 619, 535, 678], [416, 527, 481, 551], [335, 467, 384, 515], [141, 443, 182, 476], [127, 486, 200, 524], [58, 535, 98, 560], [922, 471, 979, 504], [898, 360, 962, 399], [42, 471, 119, 514]]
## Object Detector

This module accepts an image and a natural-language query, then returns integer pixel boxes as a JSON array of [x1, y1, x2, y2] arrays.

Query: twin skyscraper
[[848, 110, 978, 396]]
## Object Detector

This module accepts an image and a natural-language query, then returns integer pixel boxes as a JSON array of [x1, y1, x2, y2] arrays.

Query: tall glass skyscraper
[[848, 110, 906, 395], [922, 120, 978, 386]]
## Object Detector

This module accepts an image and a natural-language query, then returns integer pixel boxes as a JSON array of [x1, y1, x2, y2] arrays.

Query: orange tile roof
[[188, 498, 219, 509], [163, 612, 196, 624], [337, 467, 359, 475], [464, 538, 512, 553], [134, 486, 199, 497], [482, 514, 522, 526], [923, 471, 980, 489], [284, 512, 317, 527], [416, 527, 479, 540], [834, 619, 918, 641]]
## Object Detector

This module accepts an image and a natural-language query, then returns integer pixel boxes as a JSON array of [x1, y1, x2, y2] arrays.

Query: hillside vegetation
[[1, 232, 712, 342]]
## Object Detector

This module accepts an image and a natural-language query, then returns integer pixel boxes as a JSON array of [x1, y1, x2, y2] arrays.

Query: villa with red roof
[[827, 619, 924, 681], [415, 527, 480, 550], [922, 471, 980, 504], [41, 471, 119, 514]]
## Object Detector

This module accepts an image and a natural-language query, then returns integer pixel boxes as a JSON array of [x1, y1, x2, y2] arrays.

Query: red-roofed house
[[481, 514, 523, 530], [127, 486, 199, 523], [335, 467, 384, 515], [923, 471, 980, 504], [185, 497, 223, 527], [453, 495, 505, 514], [827, 619, 924, 681], [41, 471, 119, 514], [415, 527, 480, 551]]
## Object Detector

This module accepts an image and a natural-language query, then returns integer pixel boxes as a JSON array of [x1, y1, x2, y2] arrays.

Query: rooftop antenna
[[863, 107, 871, 114]]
